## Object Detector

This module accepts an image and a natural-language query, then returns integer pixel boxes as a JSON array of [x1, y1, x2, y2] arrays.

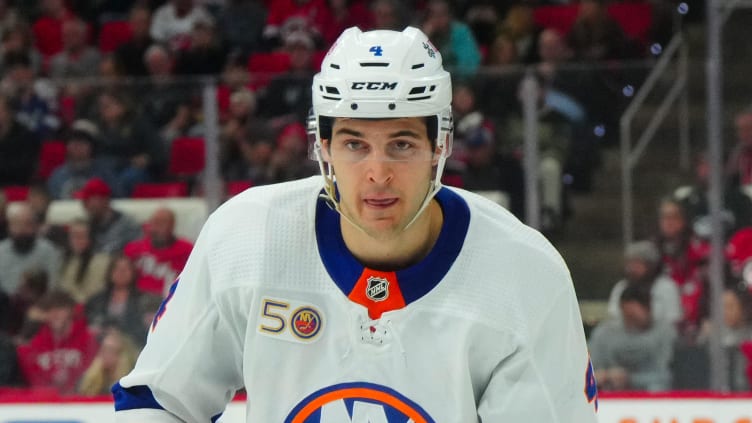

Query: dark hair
[[619, 283, 652, 310], [37, 289, 76, 310], [63, 219, 96, 286]]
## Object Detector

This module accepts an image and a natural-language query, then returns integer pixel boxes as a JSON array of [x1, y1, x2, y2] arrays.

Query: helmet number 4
[[369, 45, 383, 56]]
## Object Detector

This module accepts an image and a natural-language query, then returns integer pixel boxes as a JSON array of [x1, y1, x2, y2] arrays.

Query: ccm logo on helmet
[[351, 82, 398, 90]]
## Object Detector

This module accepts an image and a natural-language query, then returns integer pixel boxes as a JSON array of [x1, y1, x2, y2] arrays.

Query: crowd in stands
[[0, 0, 747, 397], [588, 109, 752, 392]]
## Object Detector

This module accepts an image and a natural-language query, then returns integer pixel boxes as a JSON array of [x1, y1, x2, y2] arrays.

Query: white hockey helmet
[[309, 26, 454, 225]]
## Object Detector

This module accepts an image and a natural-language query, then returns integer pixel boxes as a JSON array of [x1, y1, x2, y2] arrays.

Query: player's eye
[[393, 140, 414, 151], [344, 140, 366, 151]]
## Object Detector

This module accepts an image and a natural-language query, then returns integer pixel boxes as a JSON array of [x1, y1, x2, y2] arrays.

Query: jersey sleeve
[[113, 216, 245, 423], [477, 283, 599, 422]]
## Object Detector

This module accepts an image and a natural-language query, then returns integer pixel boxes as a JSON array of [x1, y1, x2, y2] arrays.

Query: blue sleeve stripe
[[111, 382, 165, 411], [211, 413, 223, 422]]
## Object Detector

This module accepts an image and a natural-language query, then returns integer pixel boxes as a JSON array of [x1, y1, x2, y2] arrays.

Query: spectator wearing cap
[[77, 177, 141, 255], [47, 119, 120, 200], [257, 29, 316, 123], [0, 202, 61, 297], [589, 283, 677, 391], [0, 93, 39, 187], [606, 240, 683, 327], [150, 0, 213, 51]]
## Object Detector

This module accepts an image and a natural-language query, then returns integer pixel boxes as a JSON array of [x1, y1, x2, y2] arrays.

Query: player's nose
[[365, 157, 394, 184]]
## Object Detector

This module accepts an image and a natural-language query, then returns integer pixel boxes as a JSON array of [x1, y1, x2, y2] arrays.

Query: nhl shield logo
[[366, 276, 389, 302]]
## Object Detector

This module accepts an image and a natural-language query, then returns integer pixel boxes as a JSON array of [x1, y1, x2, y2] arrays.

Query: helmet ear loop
[[315, 138, 340, 211]]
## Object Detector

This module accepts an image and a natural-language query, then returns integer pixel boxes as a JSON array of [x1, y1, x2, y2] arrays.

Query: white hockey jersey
[[113, 176, 598, 422]]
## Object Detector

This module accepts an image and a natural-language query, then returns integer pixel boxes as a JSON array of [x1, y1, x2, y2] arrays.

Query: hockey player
[[113, 26, 598, 422]]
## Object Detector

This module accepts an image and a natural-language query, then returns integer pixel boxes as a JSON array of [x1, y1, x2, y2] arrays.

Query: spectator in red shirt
[[32, 0, 78, 59], [124, 207, 193, 297], [262, 0, 329, 49], [16, 289, 98, 395]]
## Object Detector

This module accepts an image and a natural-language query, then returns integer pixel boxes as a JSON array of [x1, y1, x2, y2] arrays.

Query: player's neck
[[342, 200, 443, 270]]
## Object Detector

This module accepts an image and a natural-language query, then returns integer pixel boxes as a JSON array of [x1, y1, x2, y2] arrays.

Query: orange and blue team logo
[[285, 382, 435, 423], [291, 307, 322, 339], [152, 278, 179, 331], [585, 354, 598, 411]]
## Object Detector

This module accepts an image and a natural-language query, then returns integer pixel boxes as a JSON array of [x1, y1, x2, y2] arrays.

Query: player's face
[[324, 117, 436, 239]]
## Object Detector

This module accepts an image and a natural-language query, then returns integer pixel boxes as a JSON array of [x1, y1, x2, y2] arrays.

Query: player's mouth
[[363, 197, 398, 208]]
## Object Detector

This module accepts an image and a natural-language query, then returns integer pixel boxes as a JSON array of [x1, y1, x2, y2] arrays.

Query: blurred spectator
[[483, 32, 519, 67], [47, 119, 120, 200], [93, 90, 166, 195], [0, 0, 18, 36], [150, 0, 213, 51], [0, 94, 39, 186], [726, 227, 752, 289], [369, 0, 407, 31], [0, 331, 20, 386], [320, 0, 373, 46], [459, 117, 524, 219], [257, 30, 316, 123], [0, 190, 6, 240], [217, 0, 266, 56], [77, 326, 138, 396], [174, 18, 226, 75], [0, 202, 61, 297], [502, 106, 572, 230], [674, 151, 752, 238], [697, 285, 752, 391], [566, 0, 631, 62], [77, 177, 141, 254], [0, 52, 60, 140], [2, 268, 48, 338], [725, 107, 752, 188], [262, 0, 329, 49], [606, 240, 683, 326], [220, 87, 260, 162], [16, 289, 98, 395], [223, 123, 275, 186], [588, 283, 677, 391], [31, 0, 79, 59], [0, 23, 44, 76], [123, 207, 193, 297], [140, 44, 193, 130], [420, 0, 481, 79], [84, 255, 144, 343], [138, 293, 163, 338], [48, 18, 100, 79], [58, 219, 111, 305], [267, 122, 318, 183], [496, 4, 539, 64], [114, 5, 154, 77], [27, 183, 68, 249], [655, 197, 710, 330], [463, 2, 499, 49], [535, 28, 604, 188]]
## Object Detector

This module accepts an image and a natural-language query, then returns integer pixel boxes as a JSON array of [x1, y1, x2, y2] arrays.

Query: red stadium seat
[[607, 2, 653, 46], [3, 185, 30, 202], [533, 4, 580, 36], [98, 20, 133, 53], [37, 140, 67, 180], [168, 137, 206, 177], [131, 182, 189, 198], [32, 17, 64, 57], [247, 52, 291, 90], [226, 180, 253, 197]]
